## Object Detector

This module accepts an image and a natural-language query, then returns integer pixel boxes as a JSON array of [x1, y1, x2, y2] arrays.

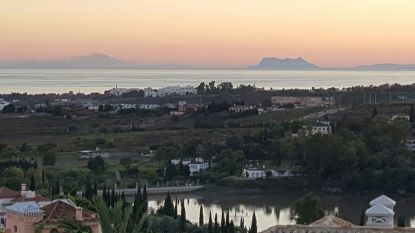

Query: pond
[[147, 193, 415, 232]]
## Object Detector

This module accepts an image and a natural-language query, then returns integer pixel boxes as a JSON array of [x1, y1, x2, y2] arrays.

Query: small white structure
[[311, 121, 332, 135], [366, 195, 395, 227], [229, 105, 256, 113], [406, 138, 415, 152]]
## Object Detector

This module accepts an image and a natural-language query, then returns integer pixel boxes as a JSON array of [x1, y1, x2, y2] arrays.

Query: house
[[170, 110, 185, 116], [391, 115, 410, 121], [229, 105, 256, 113], [4, 200, 99, 233], [188, 161, 209, 175], [243, 168, 266, 179], [311, 121, 332, 135]]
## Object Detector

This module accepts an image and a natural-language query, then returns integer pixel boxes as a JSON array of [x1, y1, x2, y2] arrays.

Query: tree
[[372, 106, 378, 118], [397, 215, 406, 227], [42, 150, 57, 166], [359, 208, 365, 226], [221, 210, 225, 233], [180, 200, 186, 232], [290, 195, 324, 225], [30, 174, 36, 191], [214, 213, 219, 233], [197, 82, 206, 94], [229, 220, 235, 233], [249, 212, 257, 233], [199, 206, 204, 226], [410, 104, 415, 124], [87, 156, 105, 173], [208, 212, 213, 233], [159, 192, 175, 217], [59, 219, 92, 233]]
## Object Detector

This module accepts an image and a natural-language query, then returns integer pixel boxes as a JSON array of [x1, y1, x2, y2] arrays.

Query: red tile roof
[[0, 187, 20, 199], [41, 200, 98, 224]]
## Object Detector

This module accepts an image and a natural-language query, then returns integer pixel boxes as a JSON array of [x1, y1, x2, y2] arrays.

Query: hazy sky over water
[[1, 0, 415, 67]]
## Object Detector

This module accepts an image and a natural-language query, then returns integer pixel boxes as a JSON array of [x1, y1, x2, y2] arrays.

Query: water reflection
[[147, 194, 415, 232]]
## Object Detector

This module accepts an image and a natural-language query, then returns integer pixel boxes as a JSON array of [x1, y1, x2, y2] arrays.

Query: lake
[[147, 193, 415, 232], [1, 69, 415, 94]]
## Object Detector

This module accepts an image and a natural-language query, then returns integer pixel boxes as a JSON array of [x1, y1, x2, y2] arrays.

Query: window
[[14, 225, 17, 233]]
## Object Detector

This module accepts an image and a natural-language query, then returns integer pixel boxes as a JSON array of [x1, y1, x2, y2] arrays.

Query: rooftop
[[0, 187, 20, 199], [366, 204, 394, 216], [6, 201, 44, 216], [370, 195, 396, 208]]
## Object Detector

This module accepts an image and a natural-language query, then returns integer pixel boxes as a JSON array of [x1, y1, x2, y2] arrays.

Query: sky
[[1, 0, 415, 68]]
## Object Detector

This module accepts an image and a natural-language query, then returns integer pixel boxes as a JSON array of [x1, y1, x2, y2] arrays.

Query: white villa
[[242, 166, 293, 179], [170, 158, 209, 175], [406, 138, 415, 152]]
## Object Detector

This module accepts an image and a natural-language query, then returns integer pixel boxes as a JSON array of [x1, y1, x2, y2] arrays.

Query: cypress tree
[[240, 217, 244, 229], [199, 206, 204, 226], [221, 210, 225, 233], [93, 181, 98, 196], [41, 170, 45, 184], [55, 178, 60, 197], [410, 104, 415, 124], [162, 192, 175, 217], [214, 213, 219, 233], [372, 106, 378, 118], [359, 208, 365, 226], [111, 187, 115, 208], [143, 185, 148, 212], [226, 211, 230, 233], [229, 220, 235, 233], [30, 174, 35, 191], [398, 215, 406, 227], [208, 212, 213, 233], [180, 200, 186, 232], [102, 184, 107, 200], [249, 212, 257, 233], [174, 197, 178, 219]]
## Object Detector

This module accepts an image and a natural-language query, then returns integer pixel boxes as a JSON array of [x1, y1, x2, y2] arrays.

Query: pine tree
[[249, 212, 257, 233], [208, 212, 213, 233], [30, 174, 36, 191], [199, 205, 204, 226], [180, 200, 186, 232], [214, 213, 219, 233]]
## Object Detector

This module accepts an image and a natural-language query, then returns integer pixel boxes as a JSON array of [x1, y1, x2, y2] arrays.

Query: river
[[1, 69, 415, 94], [147, 193, 415, 232]]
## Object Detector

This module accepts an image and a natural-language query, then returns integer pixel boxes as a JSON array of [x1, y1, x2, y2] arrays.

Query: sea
[[0, 69, 415, 94]]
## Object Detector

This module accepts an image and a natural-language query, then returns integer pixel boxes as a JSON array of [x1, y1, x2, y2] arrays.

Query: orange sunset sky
[[1, 0, 415, 68]]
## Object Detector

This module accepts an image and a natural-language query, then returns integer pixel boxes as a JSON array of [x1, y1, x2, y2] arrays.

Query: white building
[[188, 161, 209, 175], [229, 105, 256, 113], [366, 195, 395, 227], [311, 121, 332, 135], [243, 168, 266, 179]]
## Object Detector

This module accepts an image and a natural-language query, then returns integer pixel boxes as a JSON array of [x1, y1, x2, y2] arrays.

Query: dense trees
[[291, 195, 324, 225]]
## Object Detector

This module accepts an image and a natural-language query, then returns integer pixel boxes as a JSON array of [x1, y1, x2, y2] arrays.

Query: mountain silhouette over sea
[[1, 53, 415, 70]]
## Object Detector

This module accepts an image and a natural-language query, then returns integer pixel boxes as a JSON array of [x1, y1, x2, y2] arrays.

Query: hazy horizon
[[2, 1, 415, 68]]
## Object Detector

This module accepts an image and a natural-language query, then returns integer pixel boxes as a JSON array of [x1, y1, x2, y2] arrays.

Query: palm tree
[[59, 219, 92, 233]]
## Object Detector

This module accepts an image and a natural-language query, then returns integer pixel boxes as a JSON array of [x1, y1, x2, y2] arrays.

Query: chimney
[[75, 207, 83, 221], [21, 183, 27, 191]]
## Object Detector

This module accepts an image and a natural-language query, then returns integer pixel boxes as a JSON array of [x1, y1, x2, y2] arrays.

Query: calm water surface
[[1, 69, 415, 94], [147, 194, 415, 232]]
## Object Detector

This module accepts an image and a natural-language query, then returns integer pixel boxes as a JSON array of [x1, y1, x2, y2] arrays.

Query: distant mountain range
[[249, 57, 415, 71], [1, 53, 415, 70], [0, 53, 137, 69]]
